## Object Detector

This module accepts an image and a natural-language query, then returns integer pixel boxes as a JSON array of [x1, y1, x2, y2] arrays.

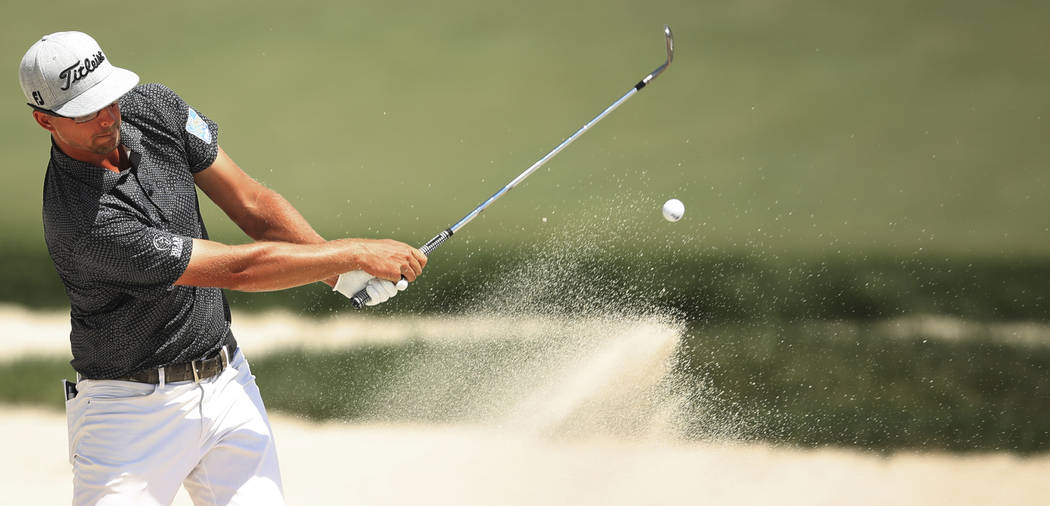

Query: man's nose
[[97, 103, 119, 126]]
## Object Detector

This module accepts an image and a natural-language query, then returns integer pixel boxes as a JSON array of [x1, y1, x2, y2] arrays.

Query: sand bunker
[[3, 407, 1048, 506]]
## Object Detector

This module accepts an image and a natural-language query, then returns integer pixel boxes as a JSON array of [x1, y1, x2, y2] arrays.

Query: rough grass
[[680, 322, 1050, 453], [4, 320, 1048, 454], [3, 244, 1048, 324]]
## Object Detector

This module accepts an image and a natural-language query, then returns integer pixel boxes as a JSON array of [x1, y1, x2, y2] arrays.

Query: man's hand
[[333, 270, 403, 306], [333, 240, 424, 307], [346, 239, 427, 282]]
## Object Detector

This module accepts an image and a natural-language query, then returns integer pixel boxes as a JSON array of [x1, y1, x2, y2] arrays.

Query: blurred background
[[2, 0, 1049, 464]]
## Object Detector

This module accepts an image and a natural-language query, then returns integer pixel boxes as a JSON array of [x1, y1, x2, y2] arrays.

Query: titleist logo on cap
[[59, 51, 106, 91]]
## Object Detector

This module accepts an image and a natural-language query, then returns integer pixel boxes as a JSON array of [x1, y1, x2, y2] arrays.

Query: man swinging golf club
[[20, 31, 425, 505]]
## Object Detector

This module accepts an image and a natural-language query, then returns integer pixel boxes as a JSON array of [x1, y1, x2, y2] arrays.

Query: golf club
[[352, 25, 675, 308]]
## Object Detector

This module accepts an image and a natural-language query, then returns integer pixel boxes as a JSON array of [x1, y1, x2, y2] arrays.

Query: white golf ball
[[662, 198, 685, 222]]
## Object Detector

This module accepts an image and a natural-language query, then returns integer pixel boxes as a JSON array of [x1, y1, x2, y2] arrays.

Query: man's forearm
[[241, 188, 339, 286], [194, 147, 341, 286], [241, 187, 327, 244], [178, 239, 357, 292], [176, 236, 424, 293]]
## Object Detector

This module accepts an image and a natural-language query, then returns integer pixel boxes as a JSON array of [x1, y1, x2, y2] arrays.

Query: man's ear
[[32, 110, 57, 132]]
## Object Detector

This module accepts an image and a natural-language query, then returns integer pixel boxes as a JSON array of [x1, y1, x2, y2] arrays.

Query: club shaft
[[350, 86, 641, 310], [349, 25, 674, 309], [450, 23, 672, 234], [450, 86, 640, 234]]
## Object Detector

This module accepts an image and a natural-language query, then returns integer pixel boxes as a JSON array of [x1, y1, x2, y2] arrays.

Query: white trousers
[[65, 349, 284, 505]]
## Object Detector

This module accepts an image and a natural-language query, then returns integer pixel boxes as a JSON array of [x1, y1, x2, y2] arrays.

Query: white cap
[[19, 31, 139, 117]]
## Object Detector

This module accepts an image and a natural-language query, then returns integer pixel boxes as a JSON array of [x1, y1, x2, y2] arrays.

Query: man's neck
[[98, 148, 124, 173], [53, 136, 124, 173]]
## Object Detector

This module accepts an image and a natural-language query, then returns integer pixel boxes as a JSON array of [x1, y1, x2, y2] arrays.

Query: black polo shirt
[[42, 83, 236, 379]]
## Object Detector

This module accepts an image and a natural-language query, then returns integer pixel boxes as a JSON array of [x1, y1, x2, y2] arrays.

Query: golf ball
[[662, 198, 685, 222]]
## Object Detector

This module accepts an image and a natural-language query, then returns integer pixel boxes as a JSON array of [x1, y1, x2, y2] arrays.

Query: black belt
[[117, 347, 233, 384]]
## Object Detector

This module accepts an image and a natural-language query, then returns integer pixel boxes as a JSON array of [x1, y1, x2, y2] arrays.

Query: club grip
[[351, 228, 454, 309], [420, 228, 453, 256], [350, 286, 370, 309]]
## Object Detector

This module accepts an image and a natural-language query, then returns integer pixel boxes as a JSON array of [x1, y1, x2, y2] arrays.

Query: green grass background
[[1, 0, 1048, 257]]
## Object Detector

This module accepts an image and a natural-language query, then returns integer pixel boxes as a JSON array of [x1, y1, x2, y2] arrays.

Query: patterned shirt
[[42, 83, 237, 379]]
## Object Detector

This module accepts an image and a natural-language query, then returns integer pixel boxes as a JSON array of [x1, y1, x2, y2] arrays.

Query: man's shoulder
[[120, 83, 219, 172], [123, 83, 181, 105], [120, 83, 189, 125]]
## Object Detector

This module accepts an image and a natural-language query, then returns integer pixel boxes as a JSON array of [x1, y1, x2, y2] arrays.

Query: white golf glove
[[333, 270, 401, 306]]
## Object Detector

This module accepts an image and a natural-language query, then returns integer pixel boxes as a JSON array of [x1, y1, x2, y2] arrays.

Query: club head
[[639, 25, 675, 86], [664, 25, 674, 65]]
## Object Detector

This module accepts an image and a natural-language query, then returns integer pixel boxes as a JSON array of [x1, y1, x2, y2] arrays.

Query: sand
[[2, 407, 1048, 505]]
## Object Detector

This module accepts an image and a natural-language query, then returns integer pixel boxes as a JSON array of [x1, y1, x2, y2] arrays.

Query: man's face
[[35, 101, 122, 156]]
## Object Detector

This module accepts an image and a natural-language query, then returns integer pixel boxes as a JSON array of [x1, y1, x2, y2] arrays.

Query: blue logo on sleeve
[[185, 107, 212, 144]]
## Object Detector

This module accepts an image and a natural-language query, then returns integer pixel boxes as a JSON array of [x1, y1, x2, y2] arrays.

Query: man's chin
[[91, 133, 120, 154]]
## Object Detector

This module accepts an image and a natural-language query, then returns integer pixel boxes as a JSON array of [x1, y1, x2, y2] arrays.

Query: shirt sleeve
[[141, 83, 219, 173], [72, 211, 194, 300], [182, 104, 219, 173]]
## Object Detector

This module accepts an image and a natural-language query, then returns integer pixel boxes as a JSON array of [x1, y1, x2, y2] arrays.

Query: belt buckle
[[191, 359, 202, 383]]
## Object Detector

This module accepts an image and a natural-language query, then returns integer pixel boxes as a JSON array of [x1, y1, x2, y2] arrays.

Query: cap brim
[[52, 67, 139, 117]]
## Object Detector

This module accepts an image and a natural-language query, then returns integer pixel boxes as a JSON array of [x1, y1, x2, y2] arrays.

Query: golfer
[[19, 31, 426, 505]]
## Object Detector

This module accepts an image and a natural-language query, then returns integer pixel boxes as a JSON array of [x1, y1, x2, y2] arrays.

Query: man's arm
[[175, 237, 425, 292], [192, 146, 338, 285], [186, 146, 426, 293]]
